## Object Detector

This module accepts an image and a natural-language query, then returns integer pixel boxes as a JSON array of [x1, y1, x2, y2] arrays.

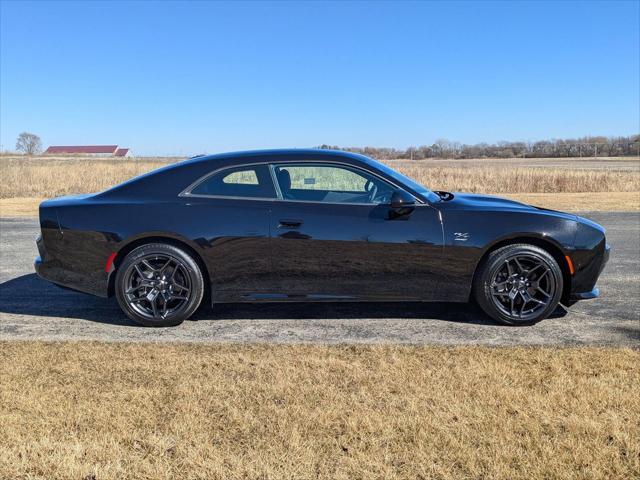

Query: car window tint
[[223, 170, 258, 184], [191, 165, 276, 198], [273, 163, 395, 204], [291, 165, 366, 191]]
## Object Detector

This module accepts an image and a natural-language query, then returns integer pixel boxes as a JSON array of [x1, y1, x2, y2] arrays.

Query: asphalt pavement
[[0, 212, 638, 345]]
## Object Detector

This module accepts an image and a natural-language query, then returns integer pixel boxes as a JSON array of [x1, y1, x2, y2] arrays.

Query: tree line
[[11, 131, 640, 158], [318, 134, 640, 160]]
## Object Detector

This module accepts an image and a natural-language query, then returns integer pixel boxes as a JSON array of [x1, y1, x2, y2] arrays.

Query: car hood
[[446, 192, 579, 221]]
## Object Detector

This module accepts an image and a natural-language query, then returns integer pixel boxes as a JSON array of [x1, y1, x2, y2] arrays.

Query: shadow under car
[[0, 273, 568, 327]]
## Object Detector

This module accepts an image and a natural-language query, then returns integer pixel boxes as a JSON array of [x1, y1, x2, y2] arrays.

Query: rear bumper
[[35, 213, 112, 298], [34, 255, 56, 282], [35, 255, 65, 289], [35, 255, 108, 298]]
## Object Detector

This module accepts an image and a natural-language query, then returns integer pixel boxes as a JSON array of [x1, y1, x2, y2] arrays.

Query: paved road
[[0, 213, 638, 346]]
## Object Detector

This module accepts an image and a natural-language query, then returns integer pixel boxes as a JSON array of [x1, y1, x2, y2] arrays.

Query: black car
[[35, 149, 609, 327]]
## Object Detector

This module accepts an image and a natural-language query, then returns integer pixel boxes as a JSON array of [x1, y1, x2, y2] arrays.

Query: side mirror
[[388, 189, 416, 219]]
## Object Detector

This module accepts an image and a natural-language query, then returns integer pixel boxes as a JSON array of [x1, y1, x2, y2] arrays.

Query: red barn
[[44, 145, 132, 157]]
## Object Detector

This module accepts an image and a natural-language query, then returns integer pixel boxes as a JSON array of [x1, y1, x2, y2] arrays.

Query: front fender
[[434, 208, 577, 302]]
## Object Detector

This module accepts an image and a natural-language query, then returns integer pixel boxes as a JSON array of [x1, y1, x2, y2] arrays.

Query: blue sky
[[1, 1, 638, 156]]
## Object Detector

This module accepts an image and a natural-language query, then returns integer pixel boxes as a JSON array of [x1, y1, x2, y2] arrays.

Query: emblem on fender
[[454, 232, 469, 241]]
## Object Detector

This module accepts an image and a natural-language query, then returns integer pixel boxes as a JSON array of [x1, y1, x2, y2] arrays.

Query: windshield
[[374, 162, 440, 203]]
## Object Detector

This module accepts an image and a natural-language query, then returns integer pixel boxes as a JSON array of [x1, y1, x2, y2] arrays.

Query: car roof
[[99, 148, 420, 201], [183, 148, 377, 168]]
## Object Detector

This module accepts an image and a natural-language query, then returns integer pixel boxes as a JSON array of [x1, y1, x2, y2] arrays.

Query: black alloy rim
[[490, 253, 556, 321], [124, 254, 192, 320]]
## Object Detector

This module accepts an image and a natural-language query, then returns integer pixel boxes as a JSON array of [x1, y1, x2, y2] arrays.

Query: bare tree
[[16, 132, 42, 155], [316, 134, 639, 160]]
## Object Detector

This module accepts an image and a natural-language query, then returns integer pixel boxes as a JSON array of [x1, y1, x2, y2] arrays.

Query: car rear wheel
[[115, 243, 204, 327], [473, 244, 563, 326]]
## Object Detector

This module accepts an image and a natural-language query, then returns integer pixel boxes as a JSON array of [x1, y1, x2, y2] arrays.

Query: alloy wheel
[[489, 253, 557, 321], [123, 254, 192, 320]]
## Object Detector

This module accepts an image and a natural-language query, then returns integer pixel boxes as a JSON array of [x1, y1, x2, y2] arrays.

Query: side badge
[[454, 232, 469, 242]]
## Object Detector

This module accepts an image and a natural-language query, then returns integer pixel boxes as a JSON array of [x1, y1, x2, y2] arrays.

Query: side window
[[223, 170, 258, 185], [273, 163, 395, 204], [190, 165, 276, 198]]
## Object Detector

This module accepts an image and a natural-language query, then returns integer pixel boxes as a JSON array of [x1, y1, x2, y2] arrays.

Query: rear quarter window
[[190, 165, 276, 198]]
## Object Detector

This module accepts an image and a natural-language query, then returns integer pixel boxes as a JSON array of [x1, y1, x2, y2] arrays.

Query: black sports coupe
[[35, 149, 609, 327]]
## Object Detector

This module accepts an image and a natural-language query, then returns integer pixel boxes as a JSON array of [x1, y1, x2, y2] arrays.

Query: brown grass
[[505, 192, 640, 211], [0, 342, 638, 479], [0, 197, 48, 216], [0, 157, 173, 199], [1, 156, 639, 199], [1, 156, 638, 215], [403, 165, 639, 194]]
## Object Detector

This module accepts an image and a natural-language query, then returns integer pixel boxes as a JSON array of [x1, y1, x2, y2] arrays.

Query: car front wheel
[[474, 244, 563, 326], [115, 243, 204, 327]]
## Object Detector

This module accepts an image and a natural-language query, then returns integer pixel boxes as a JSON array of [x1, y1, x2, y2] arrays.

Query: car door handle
[[278, 219, 303, 229]]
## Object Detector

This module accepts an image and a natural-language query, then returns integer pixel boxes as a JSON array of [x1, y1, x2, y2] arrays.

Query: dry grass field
[[1, 157, 638, 479], [0, 155, 638, 215], [0, 342, 638, 480]]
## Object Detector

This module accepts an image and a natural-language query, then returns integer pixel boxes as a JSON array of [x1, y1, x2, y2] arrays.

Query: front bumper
[[570, 287, 600, 301], [34, 255, 43, 274], [567, 243, 610, 303], [602, 243, 610, 272]]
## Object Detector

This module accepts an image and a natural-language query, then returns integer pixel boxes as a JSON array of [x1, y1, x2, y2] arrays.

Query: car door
[[181, 164, 276, 302], [268, 162, 444, 301]]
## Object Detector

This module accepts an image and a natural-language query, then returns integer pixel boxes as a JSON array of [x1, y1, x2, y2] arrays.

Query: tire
[[115, 243, 204, 327], [473, 244, 563, 326]]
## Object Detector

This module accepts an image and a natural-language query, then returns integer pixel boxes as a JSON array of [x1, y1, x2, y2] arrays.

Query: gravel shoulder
[[0, 212, 638, 346]]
